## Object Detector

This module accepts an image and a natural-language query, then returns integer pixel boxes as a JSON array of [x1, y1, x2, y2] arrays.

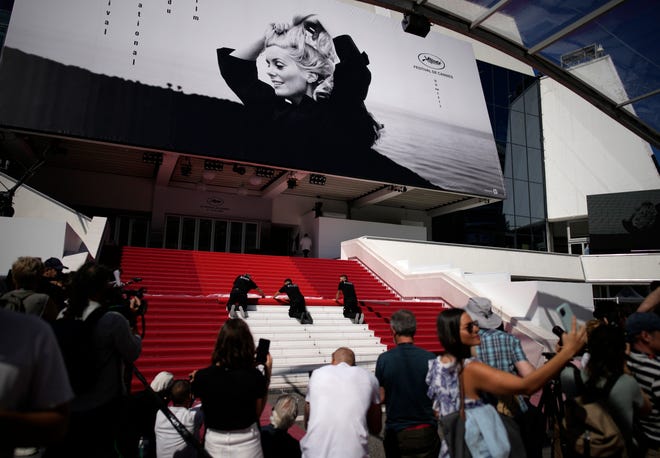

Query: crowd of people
[[2, 254, 660, 458]]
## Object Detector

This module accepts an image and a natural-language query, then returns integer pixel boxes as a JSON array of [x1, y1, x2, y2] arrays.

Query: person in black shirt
[[335, 274, 364, 324], [191, 319, 271, 456], [227, 274, 265, 319], [273, 278, 308, 322]]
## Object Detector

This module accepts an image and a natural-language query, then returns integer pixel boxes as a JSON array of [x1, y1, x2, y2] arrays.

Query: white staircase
[[246, 305, 387, 390]]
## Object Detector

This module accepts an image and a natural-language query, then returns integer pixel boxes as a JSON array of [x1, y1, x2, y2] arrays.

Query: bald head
[[331, 347, 356, 366]]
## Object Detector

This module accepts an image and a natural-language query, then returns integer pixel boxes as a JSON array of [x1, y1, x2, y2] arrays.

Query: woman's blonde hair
[[264, 15, 337, 101]]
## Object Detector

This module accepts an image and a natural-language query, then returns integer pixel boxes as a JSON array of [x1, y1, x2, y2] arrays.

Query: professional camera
[[121, 278, 148, 316], [106, 277, 148, 332]]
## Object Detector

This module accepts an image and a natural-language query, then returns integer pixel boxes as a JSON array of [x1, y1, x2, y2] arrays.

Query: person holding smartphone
[[191, 319, 272, 457]]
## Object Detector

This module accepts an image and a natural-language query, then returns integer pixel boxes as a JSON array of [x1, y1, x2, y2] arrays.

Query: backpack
[[1, 289, 50, 316], [561, 366, 626, 457], [51, 307, 107, 396], [0, 290, 27, 312], [300, 310, 313, 324]]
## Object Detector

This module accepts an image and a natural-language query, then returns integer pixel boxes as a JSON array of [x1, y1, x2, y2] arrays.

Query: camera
[[122, 284, 148, 316], [106, 277, 148, 327]]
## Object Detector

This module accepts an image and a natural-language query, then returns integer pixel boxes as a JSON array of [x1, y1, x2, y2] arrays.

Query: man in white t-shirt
[[301, 347, 381, 458], [299, 234, 312, 258], [155, 379, 203, 458]]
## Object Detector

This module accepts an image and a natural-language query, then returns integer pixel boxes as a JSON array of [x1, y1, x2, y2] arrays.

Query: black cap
[[44, 257, 68, 271]]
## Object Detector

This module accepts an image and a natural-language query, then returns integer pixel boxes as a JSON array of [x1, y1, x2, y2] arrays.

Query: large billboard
[[588, 189, 660, 254], [0, 0, 504, 198]]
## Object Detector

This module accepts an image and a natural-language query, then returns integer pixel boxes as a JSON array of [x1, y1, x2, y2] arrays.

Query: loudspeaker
[[402, 13, 431, 38]]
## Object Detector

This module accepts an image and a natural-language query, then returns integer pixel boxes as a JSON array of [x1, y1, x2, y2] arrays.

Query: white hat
[[150, 371, 174, 392], [465, 297, 502, 329]]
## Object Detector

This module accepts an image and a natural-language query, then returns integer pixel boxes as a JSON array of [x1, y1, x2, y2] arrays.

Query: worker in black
[[227, 273, 265, 319], [273, 279, 308, 323], [335, 274, 364, 324]]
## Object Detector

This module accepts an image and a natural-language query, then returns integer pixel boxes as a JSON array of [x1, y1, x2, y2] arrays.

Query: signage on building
[[588, 189, 660, 254], [0, 0, 504, 198]]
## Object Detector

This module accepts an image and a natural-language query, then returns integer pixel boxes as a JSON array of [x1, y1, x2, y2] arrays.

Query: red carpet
[[121, 247, 447, 389]]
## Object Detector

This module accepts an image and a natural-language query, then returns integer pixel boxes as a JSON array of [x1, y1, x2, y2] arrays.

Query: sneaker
[[358, 313, 365, 324], [229, 304, 237, 319], [239, 306, 248, 319]]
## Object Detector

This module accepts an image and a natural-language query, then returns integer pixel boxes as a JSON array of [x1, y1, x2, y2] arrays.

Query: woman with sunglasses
[[427, 308, 586, 458]]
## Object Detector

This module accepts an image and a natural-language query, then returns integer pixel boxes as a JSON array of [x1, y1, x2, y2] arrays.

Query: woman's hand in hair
[[269, 22, 290, 35]]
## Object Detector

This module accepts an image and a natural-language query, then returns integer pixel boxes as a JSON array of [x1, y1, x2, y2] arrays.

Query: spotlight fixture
[[287, 178, 298, 189], [202, 170, 216, 182], [180, 157, 192, 177], [255, 167, 275, 178], [402, 12, 430, 38], [237, 184, 249, 196], [204, 159, 223, 171], [248, 175, 263, 186], [142, 152, 163, 165], [232, 164, 246, 175], [309, 174, 327, 186]]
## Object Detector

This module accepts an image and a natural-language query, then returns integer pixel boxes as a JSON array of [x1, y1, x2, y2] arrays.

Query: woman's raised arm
[[230, 23, 288, 61], [464, 318, 586, 398]]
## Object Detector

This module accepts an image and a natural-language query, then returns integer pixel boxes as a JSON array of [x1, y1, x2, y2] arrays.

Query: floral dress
[[426, 356, 485, 458]]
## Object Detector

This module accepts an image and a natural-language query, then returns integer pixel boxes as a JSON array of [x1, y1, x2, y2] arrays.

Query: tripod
[[537, 353, 571, 458]]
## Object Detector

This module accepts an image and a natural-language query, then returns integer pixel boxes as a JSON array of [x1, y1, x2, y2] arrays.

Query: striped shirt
[[626, 350, 660, 446]]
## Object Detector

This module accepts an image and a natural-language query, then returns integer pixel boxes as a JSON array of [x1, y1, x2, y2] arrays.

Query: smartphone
[[556, 303, 575, 332], [552, 325, 565, 345], [255, 338, 270, 364]]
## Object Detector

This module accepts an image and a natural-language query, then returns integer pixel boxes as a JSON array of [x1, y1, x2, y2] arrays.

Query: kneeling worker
[[336, 275, 364, 324], [273, 279, 310, 323], [227, 273, 265, 319]]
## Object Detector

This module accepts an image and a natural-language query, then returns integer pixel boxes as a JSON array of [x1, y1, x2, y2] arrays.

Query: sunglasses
[[463, 321, 480, 333]]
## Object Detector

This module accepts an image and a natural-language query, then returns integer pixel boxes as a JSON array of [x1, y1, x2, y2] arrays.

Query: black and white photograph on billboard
[[0, 0, 504, 198]]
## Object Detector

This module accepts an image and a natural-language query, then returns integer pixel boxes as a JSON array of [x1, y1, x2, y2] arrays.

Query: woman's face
[[459, 312, 481, 347], [264, 46, 313, 104]]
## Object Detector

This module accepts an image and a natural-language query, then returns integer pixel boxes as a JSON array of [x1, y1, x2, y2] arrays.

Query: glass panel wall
[[433, 61, 547, 251], [163, 216, 259, 253]]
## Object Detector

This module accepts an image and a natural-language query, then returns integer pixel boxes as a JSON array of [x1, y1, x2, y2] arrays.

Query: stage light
[[248, 175, 263, 186], [204, 159, 223, 171], [237, 184, 249, 196], [287, 178, 297, 189], [142, 152, 163, 165], [309, 174, 327, 186], [255, 167, 275, 178], [233, 164, 246, 175], [402, 12, 430, 38], [202, 170, 216, 182], [180, 157, 192, 177]]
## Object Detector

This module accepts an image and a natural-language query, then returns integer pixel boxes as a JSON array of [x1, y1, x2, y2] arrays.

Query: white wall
[[318, 219, 427, 259], [472, 280, 594, 330], [541, 77, 660, 221], [1, 172, 107, 262], [0, 218, 67, 272], [349, 237, 586, 280], [581, 254, 660, 283]]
